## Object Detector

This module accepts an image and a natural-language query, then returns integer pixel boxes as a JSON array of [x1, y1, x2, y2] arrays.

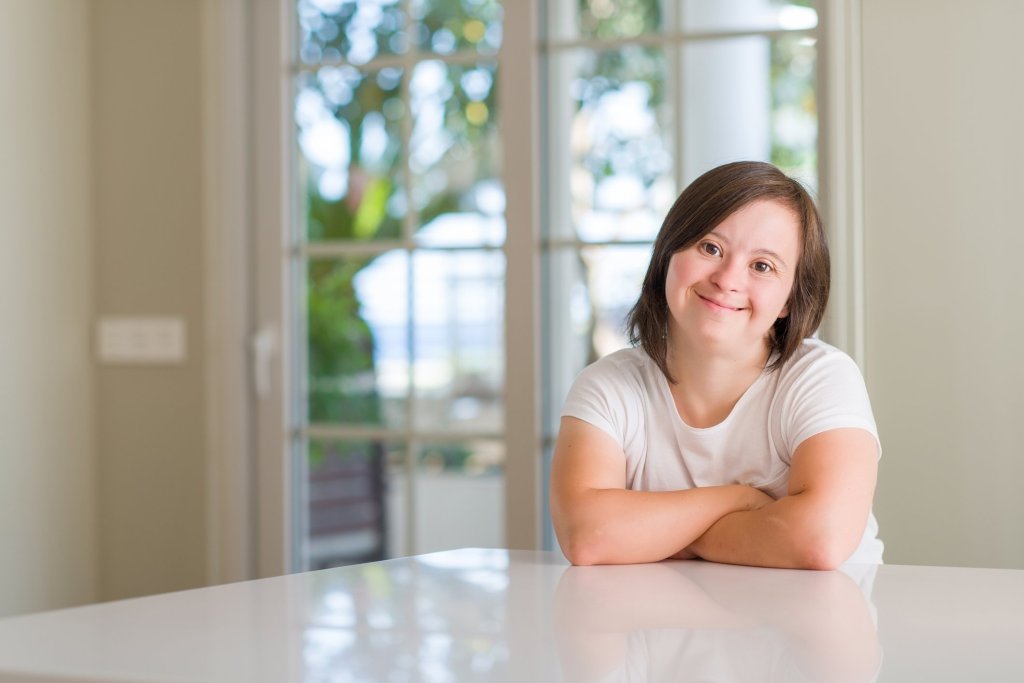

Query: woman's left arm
[[687, 428, 878, 570]]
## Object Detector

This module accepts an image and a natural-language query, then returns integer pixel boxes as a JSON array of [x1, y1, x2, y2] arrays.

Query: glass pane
[[543, 245, 650, 431], [306, 252, 409, 427], [297, 0, 407, 65], [683, 0, 817, 33], [412, 250, 504, 432], [542, 248, 596, 437], [411, 0, 502, 55], [581, 245, 650, 357], [540, 245, 648, 557], [296, 67, 405, 242], [681, 35, 817, 187], [415, 440, 504, 554], [546, 47, 674, 242], [681, 36, 770, 185], [410, 60, 504, 248], [770, 35, 818, 186], [303, 439, 401, 570], [545, 0, 664, 42]]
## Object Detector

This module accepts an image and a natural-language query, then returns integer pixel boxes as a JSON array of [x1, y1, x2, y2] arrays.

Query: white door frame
[[201, 0, 257, 585], [201, 0, 293, 582], [818, 0, 867, 370]]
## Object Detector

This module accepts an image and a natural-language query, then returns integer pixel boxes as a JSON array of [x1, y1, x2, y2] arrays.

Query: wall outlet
[[97, 317, 187, 364]]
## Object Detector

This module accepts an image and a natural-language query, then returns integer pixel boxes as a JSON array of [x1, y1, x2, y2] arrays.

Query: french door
[[244, 0, 852, 576]]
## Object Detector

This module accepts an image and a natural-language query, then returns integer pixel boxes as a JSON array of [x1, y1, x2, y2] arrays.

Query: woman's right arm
[[550, 416, 772, 565]]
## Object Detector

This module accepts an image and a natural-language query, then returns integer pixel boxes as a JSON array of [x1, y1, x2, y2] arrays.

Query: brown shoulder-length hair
[[625, 160, 829, 383]]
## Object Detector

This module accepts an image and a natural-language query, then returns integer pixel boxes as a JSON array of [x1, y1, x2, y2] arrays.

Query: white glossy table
[[0, 549, 1022, 682]]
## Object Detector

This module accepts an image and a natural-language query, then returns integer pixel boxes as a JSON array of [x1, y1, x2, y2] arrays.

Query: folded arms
[[550, 417, 878, 570]]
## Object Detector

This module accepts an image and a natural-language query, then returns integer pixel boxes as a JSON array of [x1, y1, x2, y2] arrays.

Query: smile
[[697, 294, 742, 312]]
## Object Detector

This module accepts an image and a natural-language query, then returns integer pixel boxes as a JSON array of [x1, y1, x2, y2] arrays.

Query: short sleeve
[[777, 347, 881, 463], [560, 355, 643, 449]]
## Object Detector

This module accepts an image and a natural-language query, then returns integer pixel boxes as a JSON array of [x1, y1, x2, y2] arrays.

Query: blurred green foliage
[[578, 0, 661, 40], [770, 35, 817, 181], [301, 1, 500, 430]]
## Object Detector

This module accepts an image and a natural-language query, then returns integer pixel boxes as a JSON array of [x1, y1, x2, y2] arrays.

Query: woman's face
[[664, 199, 801, 357]]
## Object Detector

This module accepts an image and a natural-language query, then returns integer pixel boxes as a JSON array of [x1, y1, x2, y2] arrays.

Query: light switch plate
[[97, 317, 187, 364]]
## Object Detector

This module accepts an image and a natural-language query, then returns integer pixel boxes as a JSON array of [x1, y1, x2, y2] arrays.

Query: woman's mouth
[[697, 294, 741, 312]]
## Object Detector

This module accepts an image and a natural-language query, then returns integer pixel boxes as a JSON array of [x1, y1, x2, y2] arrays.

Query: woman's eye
[[752, 261, 774, 274], [700, 242, 721, 257]]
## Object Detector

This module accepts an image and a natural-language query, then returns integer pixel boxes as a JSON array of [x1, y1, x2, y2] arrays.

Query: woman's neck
[[665, 335, 770, 429]]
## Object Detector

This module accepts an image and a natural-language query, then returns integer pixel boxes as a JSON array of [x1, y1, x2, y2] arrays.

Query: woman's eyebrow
[[752, 248, 789, 269], [707, 231, 790, 269]]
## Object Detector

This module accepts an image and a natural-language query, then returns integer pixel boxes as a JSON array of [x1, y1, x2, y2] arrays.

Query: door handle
[[250, 326, 277, 399]]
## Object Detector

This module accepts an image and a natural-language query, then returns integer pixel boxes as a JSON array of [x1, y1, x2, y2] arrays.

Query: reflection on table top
[[0, 549, 1022, 682]]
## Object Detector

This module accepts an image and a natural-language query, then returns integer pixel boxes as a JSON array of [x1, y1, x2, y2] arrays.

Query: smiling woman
[[550, 161, 882, 570]]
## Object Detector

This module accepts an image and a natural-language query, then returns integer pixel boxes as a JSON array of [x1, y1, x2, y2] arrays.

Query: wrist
[[726, 485, 765, 511]]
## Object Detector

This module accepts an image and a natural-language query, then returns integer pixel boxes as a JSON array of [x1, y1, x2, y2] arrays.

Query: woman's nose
[[710, 258, 744, 291]]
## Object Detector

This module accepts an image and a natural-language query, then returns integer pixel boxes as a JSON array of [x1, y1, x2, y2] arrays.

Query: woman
[[550, 161, 882, 569]]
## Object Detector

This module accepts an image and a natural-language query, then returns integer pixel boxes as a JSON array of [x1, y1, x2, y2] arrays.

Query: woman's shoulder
[[770, 335, 868, 401], [580, 346, 652, 376], [561, 347, 654, 442], [571, 346, 656, 397], [769, 338, 879, 458]]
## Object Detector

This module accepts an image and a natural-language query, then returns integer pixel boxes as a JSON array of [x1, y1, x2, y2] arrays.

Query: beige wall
[[0, 0, 98, 616], [862, 0, 1024, 568], [1, 0, 215, 614], [92, 0, 208, 601]]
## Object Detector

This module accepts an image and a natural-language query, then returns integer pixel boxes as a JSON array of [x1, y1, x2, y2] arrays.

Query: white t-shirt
[[560, 338, 884, 564]]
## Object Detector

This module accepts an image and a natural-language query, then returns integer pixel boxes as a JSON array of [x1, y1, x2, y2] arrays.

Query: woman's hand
[[741, 486, 775, 511], [674, 486, 772, 560]]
